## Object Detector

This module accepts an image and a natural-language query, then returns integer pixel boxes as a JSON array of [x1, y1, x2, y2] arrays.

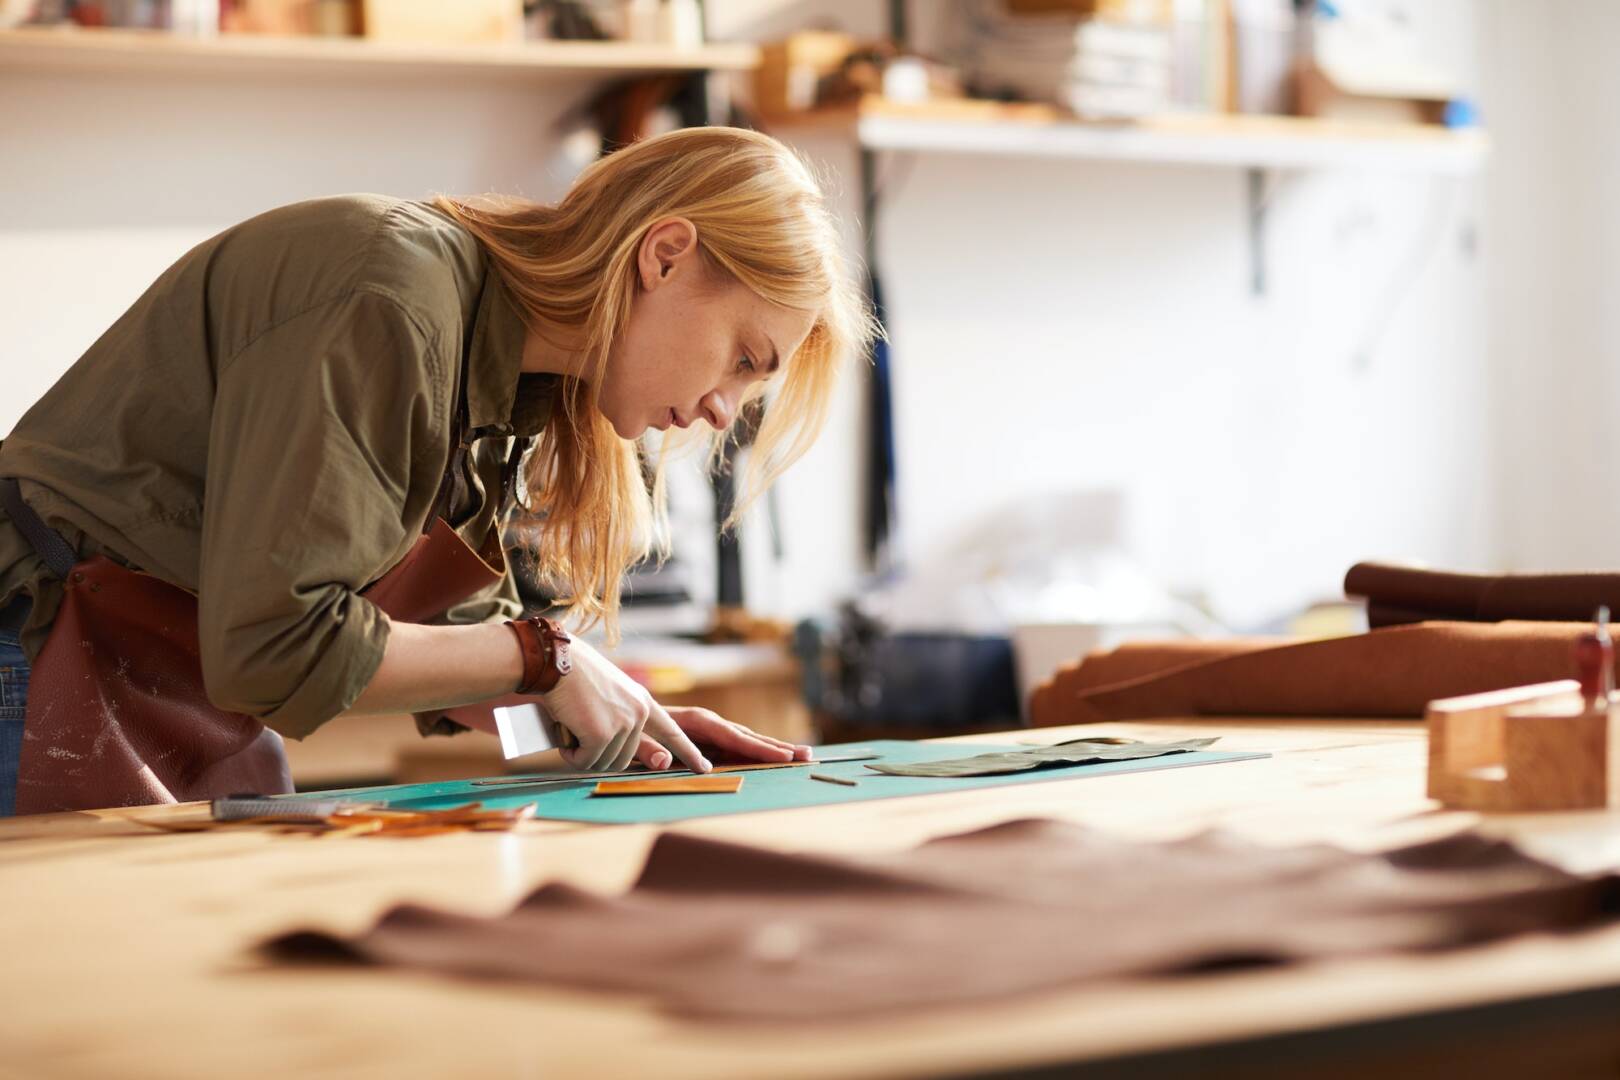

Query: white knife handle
[[493, 702, 569, 760]]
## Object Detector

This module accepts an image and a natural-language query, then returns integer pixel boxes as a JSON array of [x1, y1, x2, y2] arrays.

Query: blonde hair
[[435, 127, 876, 637]]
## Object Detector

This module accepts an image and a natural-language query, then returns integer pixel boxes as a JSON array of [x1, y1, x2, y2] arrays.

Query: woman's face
[[597, 218, 817, 440]]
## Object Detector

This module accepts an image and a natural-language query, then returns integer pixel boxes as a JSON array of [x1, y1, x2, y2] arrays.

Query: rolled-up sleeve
[[197, 289, 447, 739], [440, 563, 524, 626]]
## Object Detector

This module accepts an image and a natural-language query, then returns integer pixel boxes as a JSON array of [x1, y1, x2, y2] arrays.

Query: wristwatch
[[506, 615, 573, 695]]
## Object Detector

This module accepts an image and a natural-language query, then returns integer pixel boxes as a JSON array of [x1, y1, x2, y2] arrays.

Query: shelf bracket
[[1246, 166, 1270, 297]]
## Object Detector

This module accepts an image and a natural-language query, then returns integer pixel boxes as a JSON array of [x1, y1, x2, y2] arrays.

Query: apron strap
[[427, 351, 475, 533], [0, 478, 77, 581], [427, 339, 534, 531]]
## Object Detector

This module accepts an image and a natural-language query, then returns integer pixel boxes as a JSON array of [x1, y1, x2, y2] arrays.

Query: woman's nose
[[701, 389, 733, 430]]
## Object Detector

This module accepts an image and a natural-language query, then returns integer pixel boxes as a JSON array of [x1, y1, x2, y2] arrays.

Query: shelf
[[775, 98, 1490, 176], [0, 25, 759, 81]]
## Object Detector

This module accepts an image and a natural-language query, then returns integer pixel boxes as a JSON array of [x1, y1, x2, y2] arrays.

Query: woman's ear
[[637, 217, 699, 290]]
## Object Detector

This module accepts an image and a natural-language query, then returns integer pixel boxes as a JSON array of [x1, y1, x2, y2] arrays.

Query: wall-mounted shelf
[[773, 98, 1490, 176], [0, 25, 759, 82], [771, 97, 1488, 302]]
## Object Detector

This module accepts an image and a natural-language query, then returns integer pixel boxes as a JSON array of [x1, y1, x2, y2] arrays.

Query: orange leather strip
[[592, 776, 745, 796]]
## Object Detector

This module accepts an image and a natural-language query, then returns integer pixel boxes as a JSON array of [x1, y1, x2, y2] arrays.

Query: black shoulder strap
[[0, 478, 78, 581], [502, 436, 532, 512]]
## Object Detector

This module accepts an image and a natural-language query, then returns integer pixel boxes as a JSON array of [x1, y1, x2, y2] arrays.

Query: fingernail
[[653, 752, 671, 769], [698, 756, 713, 773]]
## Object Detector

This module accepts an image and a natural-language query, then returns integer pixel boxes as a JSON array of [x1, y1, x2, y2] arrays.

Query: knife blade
[[469, 751, 883, 787]]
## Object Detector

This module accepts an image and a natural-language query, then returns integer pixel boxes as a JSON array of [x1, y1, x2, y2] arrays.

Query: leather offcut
[[266, 818, 1620, 1020]]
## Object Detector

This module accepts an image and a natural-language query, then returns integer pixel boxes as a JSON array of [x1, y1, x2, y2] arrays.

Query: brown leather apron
[[2, 359, 524, 816]]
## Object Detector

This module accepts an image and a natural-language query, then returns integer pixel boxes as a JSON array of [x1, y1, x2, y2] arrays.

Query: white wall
[[2, 2, 1510, 632], [768, 131, 1492, 629], [759, 0, 1495, 628], [1479, 0, 1620, 572], [2, 64, 585, 429]]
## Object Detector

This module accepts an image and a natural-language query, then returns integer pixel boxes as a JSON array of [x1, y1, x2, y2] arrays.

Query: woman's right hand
[[537, 637, 711, 774]]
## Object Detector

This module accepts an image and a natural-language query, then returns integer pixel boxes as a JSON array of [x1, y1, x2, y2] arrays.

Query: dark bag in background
[[796, 606, 1022, 740]]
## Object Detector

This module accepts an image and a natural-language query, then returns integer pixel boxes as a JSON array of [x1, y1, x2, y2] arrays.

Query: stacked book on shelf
[[958, 0, 1175, 119], [956, 0, 1304, 121]]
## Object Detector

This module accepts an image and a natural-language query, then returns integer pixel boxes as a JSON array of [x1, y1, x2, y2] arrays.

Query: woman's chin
[[607, 413, 649, 440]]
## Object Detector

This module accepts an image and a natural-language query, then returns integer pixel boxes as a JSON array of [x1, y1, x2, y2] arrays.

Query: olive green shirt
[[0, 194, 554, 740]]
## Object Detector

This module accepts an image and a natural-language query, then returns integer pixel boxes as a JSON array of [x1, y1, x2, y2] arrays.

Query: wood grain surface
[[6, 719, 1620, 1078]]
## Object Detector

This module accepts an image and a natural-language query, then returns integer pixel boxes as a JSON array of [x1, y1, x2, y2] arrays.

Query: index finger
[[644, 704, 712, 774]]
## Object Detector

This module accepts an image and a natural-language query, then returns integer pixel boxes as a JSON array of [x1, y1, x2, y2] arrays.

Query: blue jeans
[[0, 628, 28, 817]]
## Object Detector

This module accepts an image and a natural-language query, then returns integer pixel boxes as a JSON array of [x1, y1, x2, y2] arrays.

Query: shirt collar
[[465, 266, 555, 439]]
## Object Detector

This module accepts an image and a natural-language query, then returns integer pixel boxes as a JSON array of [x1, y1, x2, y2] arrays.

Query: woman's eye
[[737, 355, 756, 374]]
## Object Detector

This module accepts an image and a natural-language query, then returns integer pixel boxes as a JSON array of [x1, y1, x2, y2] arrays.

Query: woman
[[0, 126, 873, 816]]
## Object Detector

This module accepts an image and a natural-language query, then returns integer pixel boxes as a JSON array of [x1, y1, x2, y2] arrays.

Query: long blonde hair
[[436, 127, 876, 637]]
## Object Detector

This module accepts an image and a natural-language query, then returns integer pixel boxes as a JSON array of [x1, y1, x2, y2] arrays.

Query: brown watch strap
[[507, 616, 573, 695]]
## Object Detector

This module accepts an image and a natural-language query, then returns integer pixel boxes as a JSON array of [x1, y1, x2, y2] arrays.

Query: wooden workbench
[[6, 718, 1620, 1078]]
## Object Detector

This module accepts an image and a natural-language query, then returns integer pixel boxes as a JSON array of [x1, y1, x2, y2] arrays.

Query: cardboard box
[[361, 0, 522, 43], [1295, 56, 1451, 125], [755, 30, 859, 115], [1005, 0, 1173, 21]]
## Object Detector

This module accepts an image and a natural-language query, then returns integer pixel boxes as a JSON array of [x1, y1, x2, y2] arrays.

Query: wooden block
[[1502, 702, 1614, 811], [592, 776, 745, 797], [1427, 682, 1574, 806], [1426, 680, 1620, 812]]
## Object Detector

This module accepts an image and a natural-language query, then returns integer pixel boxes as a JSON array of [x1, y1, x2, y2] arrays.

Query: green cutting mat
[[296, 740, 1270, 825]]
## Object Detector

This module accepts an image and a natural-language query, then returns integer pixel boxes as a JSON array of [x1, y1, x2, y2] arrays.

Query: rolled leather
[[1345, 561, 1620, 628], [1029, 620, 1619, 726]]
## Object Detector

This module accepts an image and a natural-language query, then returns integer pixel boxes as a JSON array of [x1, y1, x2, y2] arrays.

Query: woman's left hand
[[633, 707, 814, 770]]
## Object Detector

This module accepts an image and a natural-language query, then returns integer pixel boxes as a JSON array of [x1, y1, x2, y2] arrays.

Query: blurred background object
[[1295, 0, 1459, 124], [359, 0, 524, 43]]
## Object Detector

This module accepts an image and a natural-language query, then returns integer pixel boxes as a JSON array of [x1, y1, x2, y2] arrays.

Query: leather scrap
[[592, 776, 745, 796], [137, 801, 536, 838], [266, 818, 1620, 1020], [864, 737, 1219, 777]]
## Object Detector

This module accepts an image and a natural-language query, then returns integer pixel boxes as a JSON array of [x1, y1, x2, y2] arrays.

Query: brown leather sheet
[[266, 819, 1620, 1020], [1345, 562, 1620, 628], [1029, 621, 1618, 727]]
